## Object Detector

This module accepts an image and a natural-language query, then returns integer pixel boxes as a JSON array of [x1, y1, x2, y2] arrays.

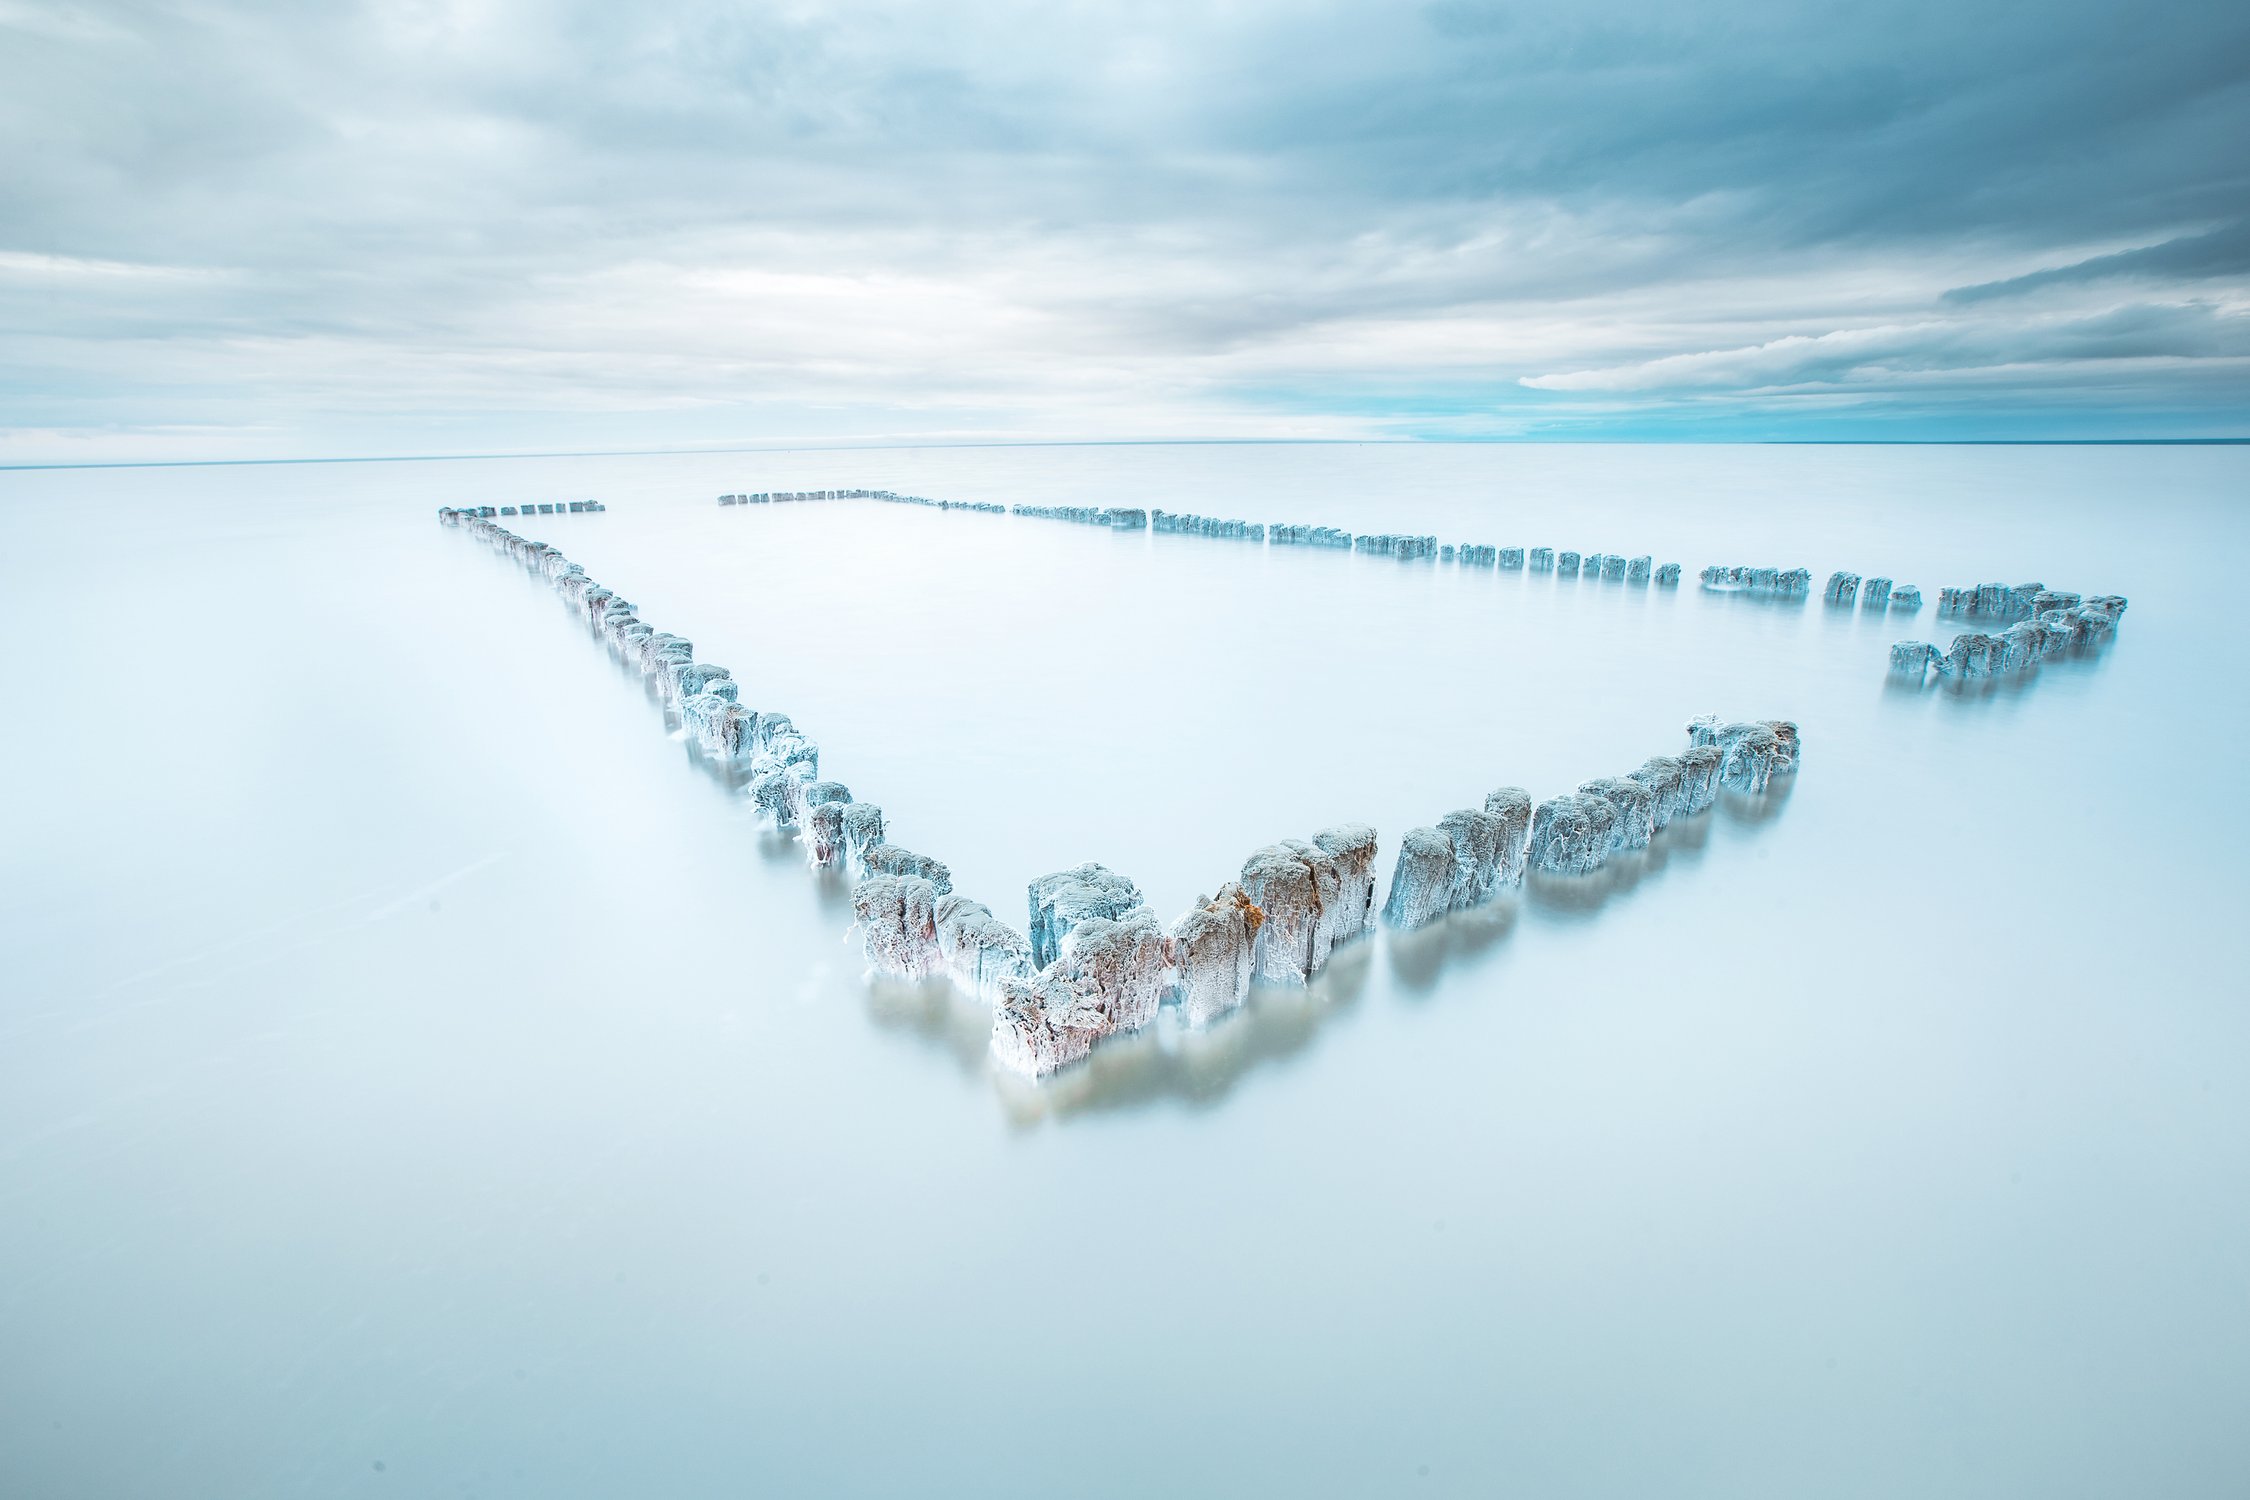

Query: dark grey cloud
[[1946, 217, 2250, 302], [0, 0, 2244, 457], [1525, 301, 2250, 390]]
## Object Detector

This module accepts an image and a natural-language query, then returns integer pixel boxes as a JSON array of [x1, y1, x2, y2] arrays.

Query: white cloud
[[1522, 303, 2250, 394], [0, 0, 2245, 458]]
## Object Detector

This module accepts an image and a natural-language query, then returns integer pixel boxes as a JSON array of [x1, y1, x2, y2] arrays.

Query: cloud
[[1945, 217, 2250, 302], [1522, 303, 2250, 391], [0, 0, 2245, 458]]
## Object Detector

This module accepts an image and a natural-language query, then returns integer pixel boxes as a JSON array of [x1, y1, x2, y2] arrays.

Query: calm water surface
[[2, 443, 2245, 1498]]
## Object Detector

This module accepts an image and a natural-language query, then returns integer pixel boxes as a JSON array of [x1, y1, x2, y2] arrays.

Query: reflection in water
[[992, 950, 1373, 1126], [859, 950, 1371, 1124], [855, 785, 1792, 1125], [1700, 589, 1814, 613], [863, 974, 993, 1072], [807, 864, 855, 918], [1523, 813, 1715, 919], [1880, 637, 2120, 702], [11, 444, 2231, 1499], [752, 826, 802, 866], [1880, 674, 1929, 702], [1383, 900, 1517, 993], [1713, 778, 1795, 828]]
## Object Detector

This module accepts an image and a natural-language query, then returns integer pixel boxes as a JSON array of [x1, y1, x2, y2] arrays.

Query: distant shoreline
[[4, 435, 2246, 473]]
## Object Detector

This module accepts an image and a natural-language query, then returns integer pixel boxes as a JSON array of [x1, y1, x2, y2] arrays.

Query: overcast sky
[[2, 0, 2245, 461]]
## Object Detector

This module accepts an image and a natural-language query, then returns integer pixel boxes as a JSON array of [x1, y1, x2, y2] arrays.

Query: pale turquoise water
[[3, 443, 2245, 1498]]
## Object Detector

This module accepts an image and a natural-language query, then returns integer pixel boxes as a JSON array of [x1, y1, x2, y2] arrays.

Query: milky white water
[[3, 443, 2245, 1498]]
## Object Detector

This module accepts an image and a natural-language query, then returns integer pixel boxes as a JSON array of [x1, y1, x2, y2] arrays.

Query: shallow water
[[3, 443, 2246, 1498]]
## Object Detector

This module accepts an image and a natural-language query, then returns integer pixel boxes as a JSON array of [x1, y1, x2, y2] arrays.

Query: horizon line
[[4, 434, 2247, 474]]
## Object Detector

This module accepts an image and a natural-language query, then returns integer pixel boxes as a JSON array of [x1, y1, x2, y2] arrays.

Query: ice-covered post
[[1381, 827, 1458, 928], [1239, 842, 1342, 984], [1167, 885, 1263, 1027], [1027, 863, 1146, 970], [1890, 642, 1938, 680]]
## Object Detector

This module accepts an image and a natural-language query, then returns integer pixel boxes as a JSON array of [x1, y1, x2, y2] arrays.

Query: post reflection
[[855, 783, 1793, 1125]]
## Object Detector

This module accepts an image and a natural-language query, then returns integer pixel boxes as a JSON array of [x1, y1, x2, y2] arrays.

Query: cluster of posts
[[719, 489, 878, 505], [1701, 565, 1816, 596], [1013, 504, 1150, 527], [1270, 524, 1354, 548], [440, 502, 948, 944], [441, 501, 1800, 1083], [1502, 547, 1681, 582], [446, 501, 606, 519], [710, 492, 1691, 585], [700, 494, 2138, 690], [1379, 718, 1798, 929], [1705, 565, 1926, 611], [1820, 572, 1922, 610], [1890, 586, 2128, 683], [720, 488, 1007, 514], [862, 716, 1798, 1079], [1152, 509, 1266, 540]]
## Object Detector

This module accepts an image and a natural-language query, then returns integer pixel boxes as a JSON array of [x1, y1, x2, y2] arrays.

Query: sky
[[1, 0, 2246, 463]]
